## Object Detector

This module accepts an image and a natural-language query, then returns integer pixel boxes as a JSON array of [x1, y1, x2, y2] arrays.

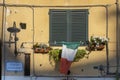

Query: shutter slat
[[50, 10, 67, 44], [70, 10, 88, 42], [50, 9, 88, 45]]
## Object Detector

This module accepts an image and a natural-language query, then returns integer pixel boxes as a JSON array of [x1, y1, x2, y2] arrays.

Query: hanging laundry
[[60, 43, 79, 75]]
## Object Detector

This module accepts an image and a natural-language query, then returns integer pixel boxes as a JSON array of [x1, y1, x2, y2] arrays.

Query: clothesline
[[54, 41, 84, 45], [19, 41, 86, 49], [21, 41, 85, 46]]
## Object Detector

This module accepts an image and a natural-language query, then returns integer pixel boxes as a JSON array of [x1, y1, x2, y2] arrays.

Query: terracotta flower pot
[[34, 48, 41, 53], [96, 44, 105, 51], [34, 48, 50, 53]]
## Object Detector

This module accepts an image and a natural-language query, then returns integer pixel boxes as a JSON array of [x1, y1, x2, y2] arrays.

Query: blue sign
[[6, 61, 23, 72]]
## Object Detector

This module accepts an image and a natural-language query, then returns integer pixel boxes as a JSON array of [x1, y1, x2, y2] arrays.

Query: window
[[49, 9, 89, 45]]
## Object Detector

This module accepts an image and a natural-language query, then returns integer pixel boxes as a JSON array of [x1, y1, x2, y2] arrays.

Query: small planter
[[34, 48, 48, 53], [33, 43, 52, 54], [86, 44, 105, 51], [86, 36, 109, 51], [96, 44, 105, 51]]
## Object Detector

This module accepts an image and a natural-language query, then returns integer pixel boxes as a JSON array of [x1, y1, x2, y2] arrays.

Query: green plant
[[33, 43, 52, 53], [74, 49, 89, 62], [90, 36, 108, 45], [86, 36, 109, 51], [49, 49, 62, 63], [49, 49, 89, 64], [33, 43, 49, 49]]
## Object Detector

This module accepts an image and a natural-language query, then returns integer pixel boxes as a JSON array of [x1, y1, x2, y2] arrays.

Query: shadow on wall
[[0, 35, 118, 77], [1, 5, 119, 77], [0, 39, 2, 79]]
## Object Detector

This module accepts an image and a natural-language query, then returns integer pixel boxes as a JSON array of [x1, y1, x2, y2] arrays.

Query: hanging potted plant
[[74, 49, 89, 62], [33, 43, 52, 53], [86, 36, 109, 51], [49, 49, 89, 65], [49, 49, 62, 64]]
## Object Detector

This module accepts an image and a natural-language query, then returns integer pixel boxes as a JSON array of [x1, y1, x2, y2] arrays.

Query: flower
[[86, 36, 109, 51], [90, 36, 109, 45], [33, 43, 52, 53]]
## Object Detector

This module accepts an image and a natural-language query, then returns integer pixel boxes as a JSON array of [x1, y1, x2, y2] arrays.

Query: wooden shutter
[[70, 10, 88, 42], [49, 9, 88, 45], [49, 10, 67, 44]]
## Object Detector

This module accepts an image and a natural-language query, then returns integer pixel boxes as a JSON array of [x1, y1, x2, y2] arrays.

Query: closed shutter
[[49, 9, 88, 46], [49, 10, 67, 44], [70, 10, 88, 42]]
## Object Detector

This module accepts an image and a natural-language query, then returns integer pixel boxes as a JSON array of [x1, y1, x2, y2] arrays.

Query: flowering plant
[[86, 36, 109, 51], [90, 36, 109, 45], [33, 43, 52, 53]]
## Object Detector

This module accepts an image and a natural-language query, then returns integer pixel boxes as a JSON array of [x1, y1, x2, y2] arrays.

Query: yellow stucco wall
[[0, 0, 118, 77]]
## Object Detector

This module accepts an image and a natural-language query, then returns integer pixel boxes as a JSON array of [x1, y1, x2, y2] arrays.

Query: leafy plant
[[49, 49, 62, 63], [74, 49, 89, 62], [33, 43, 49, 49], [33, 43, 39, 49], [90, 36, 108, 45], [49, 49, 89, 64], [86, 36, 109, 51], [33, 43, 52, 53]]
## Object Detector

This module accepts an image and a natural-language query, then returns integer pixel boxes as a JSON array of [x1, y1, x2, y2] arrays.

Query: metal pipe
[[104, 6, 109, 74], [30, 6, 35, 77], [116, 0, 120, 77], [8, 33, 12, 47], [0, 3, 108, 8], [13, 22, 18, 57], [1, 0, 5, 80], [2, 1, 7, 80]]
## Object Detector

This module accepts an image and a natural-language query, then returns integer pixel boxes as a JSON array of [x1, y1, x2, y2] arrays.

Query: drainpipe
[[105, 5, 110, 74], [29, 6, 35, 77], [116, 0, 120, 76], [1, 0, 5, 80], [1, 0, 9, 80]]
